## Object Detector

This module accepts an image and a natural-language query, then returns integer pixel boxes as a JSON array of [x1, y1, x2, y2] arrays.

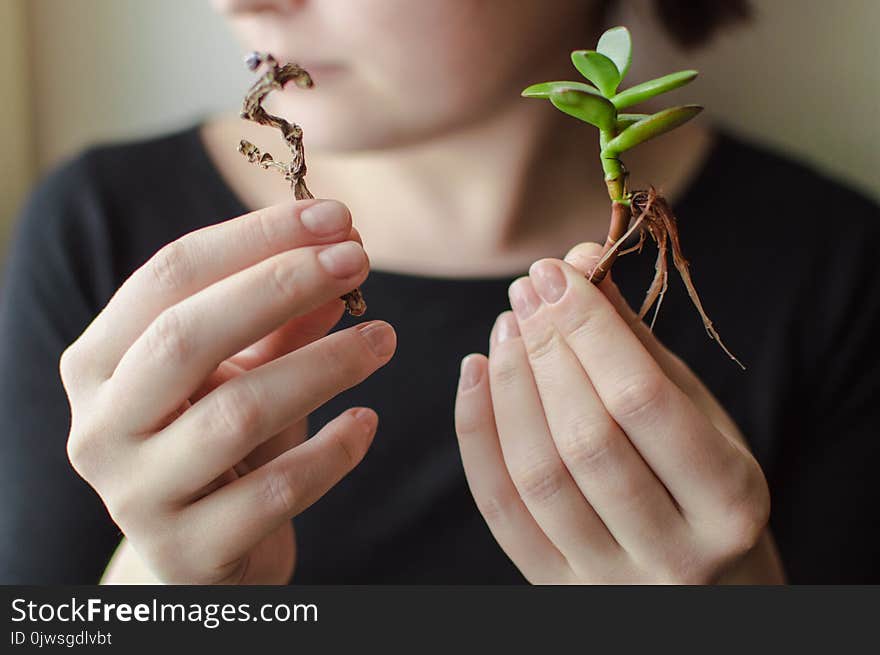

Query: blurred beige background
[[1, 0, 878, 259]]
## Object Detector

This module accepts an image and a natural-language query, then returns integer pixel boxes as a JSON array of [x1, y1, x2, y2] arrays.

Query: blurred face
[[212, 0, 602, 151]]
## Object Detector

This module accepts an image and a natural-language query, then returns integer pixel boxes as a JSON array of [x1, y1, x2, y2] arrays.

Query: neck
[[305, 101, 612, 276]]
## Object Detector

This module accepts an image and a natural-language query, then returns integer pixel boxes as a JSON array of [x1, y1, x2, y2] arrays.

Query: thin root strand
[[626, 186, 746, 370]]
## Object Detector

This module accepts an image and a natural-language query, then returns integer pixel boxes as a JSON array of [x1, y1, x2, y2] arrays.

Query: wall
[[620, 0, 879, 203], [0, 0, 34, 253], [26, 0, 250, 170]]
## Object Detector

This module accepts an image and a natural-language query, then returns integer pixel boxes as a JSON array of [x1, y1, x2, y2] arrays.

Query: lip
[[286, 61, 346, 82]]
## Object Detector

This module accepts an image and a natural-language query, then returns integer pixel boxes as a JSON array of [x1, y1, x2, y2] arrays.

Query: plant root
[[238, 52, 366, 317], [589, 186, 745, 370]]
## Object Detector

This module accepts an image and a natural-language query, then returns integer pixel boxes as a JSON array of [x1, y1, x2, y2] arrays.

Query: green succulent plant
[[521, 27, 745, 369], [522, 26, 700, 205]]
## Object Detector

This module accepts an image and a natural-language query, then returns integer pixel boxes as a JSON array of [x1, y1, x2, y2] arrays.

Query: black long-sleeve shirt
[[2, 121, 878, 583]]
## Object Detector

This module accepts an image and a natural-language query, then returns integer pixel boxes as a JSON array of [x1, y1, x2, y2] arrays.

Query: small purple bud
[[245, 52, 262, 71]]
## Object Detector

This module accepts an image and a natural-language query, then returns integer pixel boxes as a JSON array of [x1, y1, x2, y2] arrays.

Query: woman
[[1, 0, 878, 584]]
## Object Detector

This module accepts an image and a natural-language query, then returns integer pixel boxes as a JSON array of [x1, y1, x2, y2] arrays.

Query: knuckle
[[211, 382, 263, 438], [489, 352, 521, 391], [330, 430, 365, 470], [326, 338, 367, 382], [523, 327, 560, 363], [147, 307, 193, 365], [719, 460, 770, 554], [473, 491, 511, 525], [511, 459, 567, 505], [261, 463, 299, 516], [65, 419, 108, 479], [268, 253, 304, 299], [148, 240, 194, 293], [250, 206, 278, 251], [605, 373, 667, 423], [65, 430, 92, 475], [566, 310, 601, 343], [58, 344, 83, 384], [722, 517, 763, 559], [557, 414, 616, 471], [454, 403, 488, 438]]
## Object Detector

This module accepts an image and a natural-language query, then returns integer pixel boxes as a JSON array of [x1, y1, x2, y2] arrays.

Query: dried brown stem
[[238, 52, 366, 317]]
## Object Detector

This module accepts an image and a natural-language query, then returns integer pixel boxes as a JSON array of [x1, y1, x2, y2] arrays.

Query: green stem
[[599, 129, 627, 203]]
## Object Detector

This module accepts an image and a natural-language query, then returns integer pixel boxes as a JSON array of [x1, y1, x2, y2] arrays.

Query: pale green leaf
[[602, 105, 702, 155], [549, 88, 616, 131], [611, 70, 698, 110], [615, 113, 649, 131], [597, 26, 632, 81], [571, 50, 621, 97], [521, 80, 600, 98]]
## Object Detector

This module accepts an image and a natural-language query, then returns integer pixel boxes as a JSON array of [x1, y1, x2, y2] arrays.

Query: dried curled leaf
[[238, 52, 366, 317]]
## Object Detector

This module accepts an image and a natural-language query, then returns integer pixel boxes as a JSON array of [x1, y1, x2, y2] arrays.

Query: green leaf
[[615, 113, 650, 131], [571, 50, 621, 97], [602, 105, 702, 155], [521, 80, 600, 99], [611, 70, 698, 109], [597, 26, 632, 81], [549, 88, 616, 131]]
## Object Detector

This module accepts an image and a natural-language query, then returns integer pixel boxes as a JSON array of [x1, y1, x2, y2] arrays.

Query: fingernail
[[459, 355, 483, 391], [318, 241, 366, 278], [496, 312, 520, 343], [352, 407, 377, 428], [564, 252, 599, 276], [300, 199, 349, 236], [509, 278, 541, 320], [530, 260, 567, 304], [357, 321, 396, 357]]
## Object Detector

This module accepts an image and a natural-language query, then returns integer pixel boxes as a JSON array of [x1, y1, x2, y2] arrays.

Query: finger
[[182, 406, 378, 569], [145, 321, 396, 499], [510, 271, 686, 563], [487, 311, 619, 563], [564, 242, 743, 442], [527, 257, 751, 521], [455, 353, 571, 582], [108, 240, 369, 432], [230, 297, 346, 370], [80, 198, 355, 377], [191, 298, 345, 404]]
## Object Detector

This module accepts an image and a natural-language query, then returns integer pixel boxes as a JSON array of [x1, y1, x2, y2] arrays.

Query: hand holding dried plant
[[62, 200, 394, 583]]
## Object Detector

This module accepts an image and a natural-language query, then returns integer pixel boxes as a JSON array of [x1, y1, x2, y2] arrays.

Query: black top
[[2, 121, 879, 584]]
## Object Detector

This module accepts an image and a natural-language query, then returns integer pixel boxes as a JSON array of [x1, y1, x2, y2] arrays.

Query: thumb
[[563, 242, 641, 326]]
